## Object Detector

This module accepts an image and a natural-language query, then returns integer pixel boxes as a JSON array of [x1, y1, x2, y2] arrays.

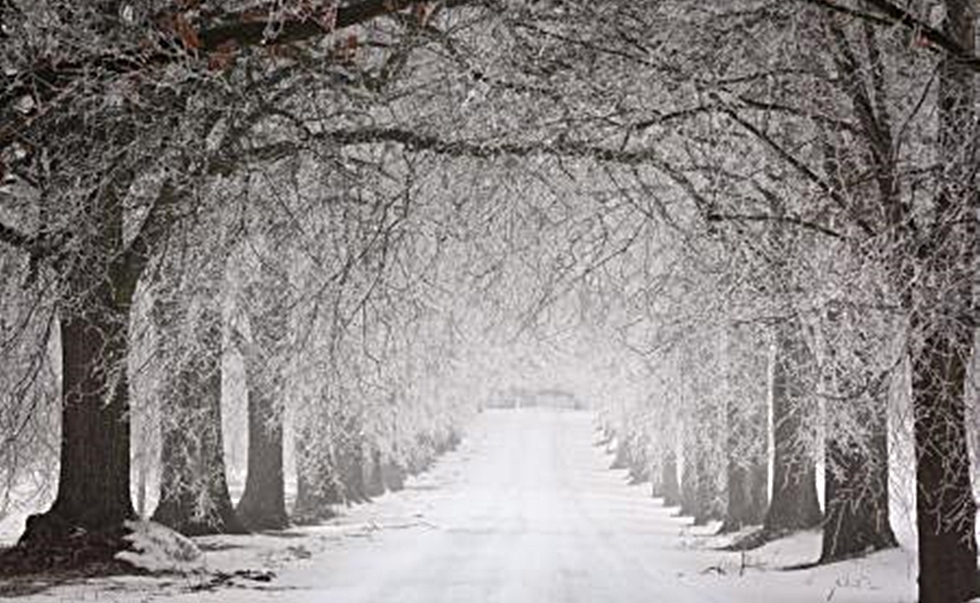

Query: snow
[[2, 409, 918, 602], [115, 520, 205, 573]]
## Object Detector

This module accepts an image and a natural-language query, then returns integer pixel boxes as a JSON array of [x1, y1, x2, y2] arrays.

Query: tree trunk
[[820, 426, 896, 561], [721, 459, 768, 533], [236, 380, 289, 530], [763, 322, 822, 535], [337, 427, 370, 504], [610, 431, 632, 470], [720, 395, 767, 533], [293, 442, 342, 524], [381, 456, 406, 492], [692, 447, 721, 526], [679, 424, 698, 518], [235, 266, 290, 531], [911, 322, 978, 602], [39, 305, 135, 534], [13, 243, 139, 569], [819, 316, 896, 562], [906, 2, 979, 601], [661, 448, 681, 507], [628, 433, 651, 485], [152, 292, 245, 536], [364, 448, 386, 499]]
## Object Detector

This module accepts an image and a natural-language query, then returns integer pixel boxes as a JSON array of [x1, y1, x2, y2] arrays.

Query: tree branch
[[706, 212, 844, 239], [806, 0, 980, 71], [1, 0, 476, 155], [199, 0, 473, 51], [114, 178, 181, 304], [720, 108, 877, 237]]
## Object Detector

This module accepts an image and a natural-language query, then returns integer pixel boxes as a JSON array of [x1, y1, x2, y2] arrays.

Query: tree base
[[0, 512, 139, 578], [721, 527, 782, 551], [152, 499, 249, 537], [290, 506, 339, 526]]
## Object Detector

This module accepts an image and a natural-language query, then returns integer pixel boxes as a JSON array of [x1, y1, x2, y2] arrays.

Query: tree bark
[[819, 307, 896, 562], [293, 437, 342, 524], [906, 2, 979, 601], [41, 299, 135, 533], [152, 290, 245, 536], [661, 448, 681, 507], [763, 322, 822, 535], [235, 270, 290, 531], [236, 378, 289, 530], [364, 448, 386, 499], [337, 420, 370, 505], [820, 392, 896, 561], [910, 321, 978, 602], [720, 395, 767, 533]]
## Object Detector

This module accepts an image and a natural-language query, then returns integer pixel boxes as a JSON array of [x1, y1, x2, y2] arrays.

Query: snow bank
[[114, 520, 205, 573]]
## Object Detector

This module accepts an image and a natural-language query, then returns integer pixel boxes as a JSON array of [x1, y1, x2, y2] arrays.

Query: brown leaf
[[173, 13, 200, 51], [315, 2, 338, 32], [208, 39, 238, 71]]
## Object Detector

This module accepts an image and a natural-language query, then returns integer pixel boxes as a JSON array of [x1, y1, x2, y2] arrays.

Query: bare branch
[[720, 108, 877, 237], [806, 0, 980, 71], [706, 212, 845, 239]]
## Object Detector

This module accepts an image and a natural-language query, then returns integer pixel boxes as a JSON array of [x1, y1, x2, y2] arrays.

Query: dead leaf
[[173, 13, 200, 51]]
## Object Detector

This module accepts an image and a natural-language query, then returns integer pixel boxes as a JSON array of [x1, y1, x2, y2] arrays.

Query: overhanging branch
[[806, 0, 980, 71], [200, 0, 473, 51], [706, 212, 844, 239], [721, 108, 877, 237], [1, 0, 476, 154]]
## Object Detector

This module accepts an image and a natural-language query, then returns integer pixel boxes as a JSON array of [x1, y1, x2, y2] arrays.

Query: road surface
[[265, 408, 726, 603]]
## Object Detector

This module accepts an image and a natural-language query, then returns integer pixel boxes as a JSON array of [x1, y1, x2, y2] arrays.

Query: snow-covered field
[[0, 408, 917, 602]]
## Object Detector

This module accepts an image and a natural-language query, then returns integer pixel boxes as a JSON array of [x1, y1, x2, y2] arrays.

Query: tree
[[719, 327, 768, 533], [905, 1, 979, 598]]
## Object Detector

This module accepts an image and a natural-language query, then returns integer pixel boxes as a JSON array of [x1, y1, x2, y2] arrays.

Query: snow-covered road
[[269, 408, 726, 603]]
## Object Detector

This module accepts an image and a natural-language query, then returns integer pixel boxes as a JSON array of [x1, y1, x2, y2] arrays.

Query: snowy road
[[222, 408, 728, 603]]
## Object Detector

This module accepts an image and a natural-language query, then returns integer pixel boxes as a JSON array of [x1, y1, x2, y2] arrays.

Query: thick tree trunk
[[152, 294, 245, 536], [692, 448, 721, 526], [911, 322, 978, 602], [721, 395, 767, 533], [721, 459, 768, 533], [610, 433, 630, 470], [236, 381, 289, 530], [820, 364, 896, 562], [337, 427, 370, 504], [42, 306, 135, 533], [293, 448, 342, 524], [628, 433, 651, 485], [11, 271, 138, 570], [678, 430, 721, 524], [906, 2, 979, 601], [763, 322, 821, 535], [235, 265, 289, 531]]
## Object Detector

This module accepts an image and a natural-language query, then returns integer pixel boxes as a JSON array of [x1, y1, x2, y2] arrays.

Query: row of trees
[[0, 0, 496, 570], [578, 3, 980, 602]]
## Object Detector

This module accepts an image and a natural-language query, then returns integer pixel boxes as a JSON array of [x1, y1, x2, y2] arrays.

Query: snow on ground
[[1, 408, 917, 602]]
